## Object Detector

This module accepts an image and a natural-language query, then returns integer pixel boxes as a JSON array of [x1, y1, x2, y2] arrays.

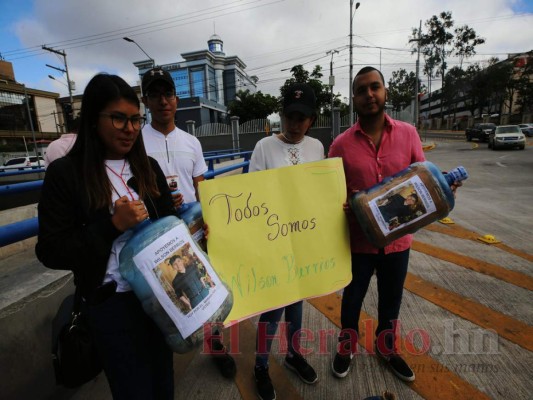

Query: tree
[[279, 65, 343, 115], [387, 68, 426, 112], [453, 25, 486, 69], [462, 63, 483, 116], [226, 89, 279, 123], [411, 11, 484, 118], [441, 66, 465, 118]]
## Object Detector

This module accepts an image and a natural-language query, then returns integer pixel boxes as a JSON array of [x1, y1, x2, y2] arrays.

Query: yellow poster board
[[199, 158, 351, 325]]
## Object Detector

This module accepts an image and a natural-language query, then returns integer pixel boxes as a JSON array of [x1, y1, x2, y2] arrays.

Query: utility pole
[[23, 84, 40, 166], [327, 50, 339, 129], [51, 111, 59, 136], [42, 46, 74, 107], [414, 20, 421, 129], [349, 1, 361, 126]]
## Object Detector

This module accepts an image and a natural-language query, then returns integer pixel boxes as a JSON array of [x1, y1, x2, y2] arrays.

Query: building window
[[209, 42, 223, 53], [208, 67, 217, 102], [0, 91, 34, 131], [190, 69, 205, 98], [175, 69, 190, 99]]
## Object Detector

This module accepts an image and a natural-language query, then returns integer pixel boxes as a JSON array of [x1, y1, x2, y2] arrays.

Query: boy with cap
[[141, 67, 236, 379], [141, 67, 208, 209], [250, 83, 323, 400]]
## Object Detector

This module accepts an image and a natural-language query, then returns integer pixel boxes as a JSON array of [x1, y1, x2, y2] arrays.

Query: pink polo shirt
[[328, 114, 425, 254]]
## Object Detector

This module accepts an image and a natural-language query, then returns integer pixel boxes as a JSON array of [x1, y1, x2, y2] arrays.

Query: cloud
[[3, 0, 532, 102]]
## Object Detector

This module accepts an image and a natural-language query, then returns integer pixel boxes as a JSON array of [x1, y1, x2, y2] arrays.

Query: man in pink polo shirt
[[329, 66, 425, 383]]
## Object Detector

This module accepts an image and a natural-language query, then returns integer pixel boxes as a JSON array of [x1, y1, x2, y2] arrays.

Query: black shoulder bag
[[52, 288, 102, 388]]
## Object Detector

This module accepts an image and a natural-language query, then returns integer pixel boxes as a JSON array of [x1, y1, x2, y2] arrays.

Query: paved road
[[57, 139, 533, 400], [3, 139, 532, 399], [424, 138, 533, 252]]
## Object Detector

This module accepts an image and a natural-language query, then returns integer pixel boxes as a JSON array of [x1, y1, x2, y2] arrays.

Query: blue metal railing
[[0, 180, 43, 196], [205, 151, 251, 175], [0, 168, 45, 177], [0, 150, 252, 247], [0, 218, 39, 248]]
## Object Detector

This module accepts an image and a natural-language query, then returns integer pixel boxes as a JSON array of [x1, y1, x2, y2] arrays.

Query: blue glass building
[[134, 35, 258, 130]]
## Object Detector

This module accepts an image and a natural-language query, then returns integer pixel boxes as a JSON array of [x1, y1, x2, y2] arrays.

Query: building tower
[[208, 34, 226, 104], [208, 34, 224, 55]]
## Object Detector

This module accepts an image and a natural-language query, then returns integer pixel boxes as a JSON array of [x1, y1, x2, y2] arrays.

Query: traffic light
[[62, 103, 74, 131], [63, 103, 73, 119]]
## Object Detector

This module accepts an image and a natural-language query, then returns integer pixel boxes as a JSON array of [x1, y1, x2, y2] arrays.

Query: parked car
[[0, 156, 45, 172], [465, 123, 496, 142], [488, 125, 526, 150], [518, 123, 533, 137]]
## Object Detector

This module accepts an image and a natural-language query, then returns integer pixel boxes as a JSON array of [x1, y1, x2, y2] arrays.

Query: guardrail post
[[243, 152, 251, 173], [186, 120, 196, 136], [231, 116, 240, 151]]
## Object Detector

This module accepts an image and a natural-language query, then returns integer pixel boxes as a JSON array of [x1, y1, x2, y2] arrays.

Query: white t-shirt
[[142, 125, 208, 203], [249, 135, 325, 172], [103, 159, 140, 292]]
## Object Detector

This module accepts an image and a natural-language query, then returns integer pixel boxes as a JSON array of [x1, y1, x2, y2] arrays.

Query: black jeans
[[84, 291, 174, 400], [339, 249, 410, 351]]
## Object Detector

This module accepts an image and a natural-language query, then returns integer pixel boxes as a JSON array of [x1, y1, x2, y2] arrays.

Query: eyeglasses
[[146, 90, 176, 101], [99, 113, 146, 130]]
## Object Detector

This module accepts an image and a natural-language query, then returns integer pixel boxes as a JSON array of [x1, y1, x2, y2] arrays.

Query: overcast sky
[[1, 0, 532, 103]]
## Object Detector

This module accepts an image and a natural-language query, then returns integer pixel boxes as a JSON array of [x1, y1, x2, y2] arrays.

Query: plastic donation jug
[[349, 161, 468, 248], [119, 215, 233, 353], [172, 190, 206, 251]]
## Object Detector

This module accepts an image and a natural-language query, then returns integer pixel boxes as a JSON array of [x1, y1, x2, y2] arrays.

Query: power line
[[3, 0, 284, 60]]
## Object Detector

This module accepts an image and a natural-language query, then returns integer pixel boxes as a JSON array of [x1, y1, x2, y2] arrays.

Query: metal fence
[[314, 115, 331, 128], [195, 123, 232, 137], [340, 113, 357, 127], [193, 113, 363, 137], [240, 119, 271, 134]]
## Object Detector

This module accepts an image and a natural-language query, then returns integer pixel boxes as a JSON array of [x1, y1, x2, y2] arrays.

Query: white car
[[488, 125, 526, 150], [0, 156, 45, 172], [518, 123, 533, 137]]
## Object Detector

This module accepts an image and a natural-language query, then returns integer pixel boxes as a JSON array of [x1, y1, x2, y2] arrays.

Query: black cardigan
[[35, 156, 175, 297]]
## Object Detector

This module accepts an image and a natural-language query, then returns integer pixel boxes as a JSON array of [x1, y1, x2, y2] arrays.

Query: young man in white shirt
[[141, 67, 236, 379], [141, 67, 208, 208]]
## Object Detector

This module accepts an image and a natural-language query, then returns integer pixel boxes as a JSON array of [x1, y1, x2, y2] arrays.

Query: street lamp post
[[327, 49, 339, 128], [123, 37, 155, 67], [409, 20, 422, 129], [48, 75, 68, 87], [349, 1, 361, 126]]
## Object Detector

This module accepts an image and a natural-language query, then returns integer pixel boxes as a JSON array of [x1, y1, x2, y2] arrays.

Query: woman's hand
[[111, 196, 149, 231], [171, 191, 184, 209]]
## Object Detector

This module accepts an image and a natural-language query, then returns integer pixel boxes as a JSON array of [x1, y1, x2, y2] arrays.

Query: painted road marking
[[308, 294, 491, 400], [412, 241, 533, 291], [423, 223, 533, 263], [404, 273, 533, 352]]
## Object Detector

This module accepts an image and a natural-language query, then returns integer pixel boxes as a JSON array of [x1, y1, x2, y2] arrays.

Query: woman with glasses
[[36, 73, 176, 399]]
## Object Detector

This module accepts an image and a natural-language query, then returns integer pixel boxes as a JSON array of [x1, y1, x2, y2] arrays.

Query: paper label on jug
[[132, 224, 229, 339], [369, 175, 437, 236]]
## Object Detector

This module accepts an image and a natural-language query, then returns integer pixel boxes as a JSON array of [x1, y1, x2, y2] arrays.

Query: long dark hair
[[69, 73, 159, 209]]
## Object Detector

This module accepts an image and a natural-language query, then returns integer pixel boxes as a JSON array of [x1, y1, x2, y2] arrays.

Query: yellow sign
[[199, 158, 352, 325]]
